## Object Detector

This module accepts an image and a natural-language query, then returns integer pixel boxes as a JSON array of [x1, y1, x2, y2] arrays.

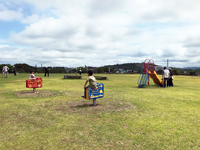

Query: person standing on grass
[[169, 69, 173, 87], [13, 66, 16, 76], [1, 70, 4, 78], [30, 70, 39, 94], [44, 67, 49, 77], [2, 64, 9, 78], [162, 67, 170, 87]]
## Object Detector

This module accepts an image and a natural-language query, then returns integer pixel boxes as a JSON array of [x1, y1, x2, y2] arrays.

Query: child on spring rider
[[82, 70, 97, 98]]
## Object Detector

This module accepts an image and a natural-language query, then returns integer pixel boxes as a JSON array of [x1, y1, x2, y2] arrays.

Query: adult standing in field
[[162, 67, 170, 87], [79, 68, 82, 75], [44, 67, 49, 77], [2, 64, 9, 78], [13, 66, 16, 76], [169, 69, 173, 87]]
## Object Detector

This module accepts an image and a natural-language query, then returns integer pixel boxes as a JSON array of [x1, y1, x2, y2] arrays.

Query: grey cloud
[[125, 28, 141, 36], [184, 39, 200, 47], [77, 45, 95, 50], [0, 46, 16, 51], [88, 0, 126, 17], [183, 37, 200, 57], [184, 48, 200, 57], [32, 60, 50, 65], [53, 48, 74, 52], [85, 27, 101, 38], [161, 50, 176, 57], [184, 43, 200, 47], [44, 56, 84, 59], [21, 28, 77, 39], [141, 10, 177, 22], [169, 59, 189, 62], [118, 51, 148, 57]]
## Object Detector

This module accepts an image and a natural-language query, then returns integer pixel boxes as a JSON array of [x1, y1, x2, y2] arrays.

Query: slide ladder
[[137, 67, 149, 88]]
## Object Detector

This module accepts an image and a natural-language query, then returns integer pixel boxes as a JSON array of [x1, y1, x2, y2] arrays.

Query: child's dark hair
[[163, 67, 166, 70], [88, 70, 93, 75], [30, 70, 33, 73]]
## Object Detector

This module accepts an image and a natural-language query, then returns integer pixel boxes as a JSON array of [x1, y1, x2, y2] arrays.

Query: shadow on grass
[[53, 100, 135, 114], [13, 90, 61, 98], [70, 103, 101, 109]]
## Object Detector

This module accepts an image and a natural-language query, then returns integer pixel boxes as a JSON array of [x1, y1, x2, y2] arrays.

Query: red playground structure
[[138, 59, 163, 87]]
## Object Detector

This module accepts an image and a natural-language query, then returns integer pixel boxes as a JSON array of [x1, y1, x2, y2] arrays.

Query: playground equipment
[[64, 75, 82, 79], [26, 78, 42, 88], [138, 59, 163, 87], [82, 83, 104, 106], [94, 76, 108, 80]]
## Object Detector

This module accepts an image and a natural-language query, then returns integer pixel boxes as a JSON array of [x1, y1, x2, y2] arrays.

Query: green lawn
[[0, 73, 200, 149]]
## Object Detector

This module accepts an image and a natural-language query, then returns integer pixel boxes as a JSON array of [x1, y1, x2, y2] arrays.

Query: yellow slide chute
[[148, 71, 163, 86]]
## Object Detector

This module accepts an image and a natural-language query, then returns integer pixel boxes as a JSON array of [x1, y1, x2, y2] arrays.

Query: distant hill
[[181, 67, 200, 70], [104, 63, 143, 72], [102, 62, 186, 73]]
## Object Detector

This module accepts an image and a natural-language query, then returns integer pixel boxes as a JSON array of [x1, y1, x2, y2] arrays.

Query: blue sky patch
[[0, 21, 25, 39]]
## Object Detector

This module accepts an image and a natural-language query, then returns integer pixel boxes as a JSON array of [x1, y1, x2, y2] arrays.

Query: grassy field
[[0, 73, 200, 150]]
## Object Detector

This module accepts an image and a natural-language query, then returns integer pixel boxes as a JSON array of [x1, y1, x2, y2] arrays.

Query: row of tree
[[68, 67, 115, 74], [0, 64, 65, 73], [0, 63, 198, 75], [156, 68, 197, 76]]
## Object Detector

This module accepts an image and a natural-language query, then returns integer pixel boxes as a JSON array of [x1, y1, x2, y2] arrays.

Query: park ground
[[0, 73, 200, 150]]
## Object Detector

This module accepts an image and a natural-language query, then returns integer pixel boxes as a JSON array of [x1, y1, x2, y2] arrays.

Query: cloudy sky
[[0, 0, 200, 68]]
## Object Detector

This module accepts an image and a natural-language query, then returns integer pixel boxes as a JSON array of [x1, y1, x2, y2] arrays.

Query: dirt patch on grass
[[54, 100, 135, 114], [13, 90, 60, 98]]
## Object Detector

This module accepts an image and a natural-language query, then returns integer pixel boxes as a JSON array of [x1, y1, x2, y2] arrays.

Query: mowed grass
[[0, 73, 200, 150]]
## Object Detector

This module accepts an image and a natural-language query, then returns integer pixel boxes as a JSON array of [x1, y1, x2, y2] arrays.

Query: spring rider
[[82, 83, 104, 106], [26, 78, 43, 88]]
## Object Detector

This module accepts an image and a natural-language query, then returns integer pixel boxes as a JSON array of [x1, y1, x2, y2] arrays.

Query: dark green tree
[[96, 67, 104, 73], [156, 69, 163, 75], [172, 68, 181, 75], [189, 70, 197, 76]]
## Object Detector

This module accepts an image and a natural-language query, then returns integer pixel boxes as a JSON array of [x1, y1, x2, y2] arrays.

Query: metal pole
[[93, 99, 96, 106], [167, 59, 169, 68]]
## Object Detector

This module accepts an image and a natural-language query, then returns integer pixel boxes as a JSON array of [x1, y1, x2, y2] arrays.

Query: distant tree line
[[68, 67, 87, 73], [94, 67, 115, 73], [151, 68, 198, 76], [0, 63, 199, 75], [0, 63, 65, 73], [105, 63, 142, 71], [68, 67, 115, 74], [0, 64, 119, 74]]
